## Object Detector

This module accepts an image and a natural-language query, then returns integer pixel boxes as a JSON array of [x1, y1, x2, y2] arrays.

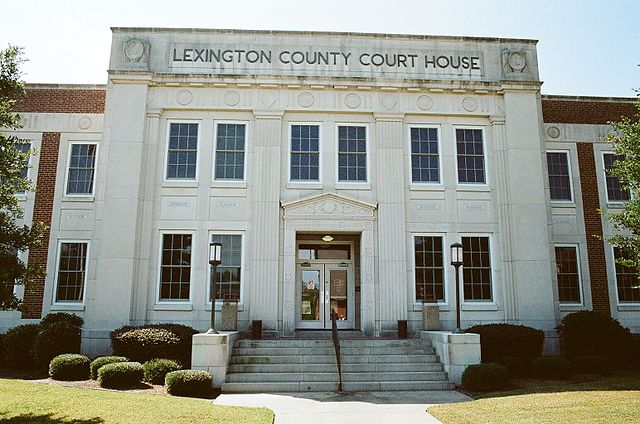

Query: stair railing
[[331, 308, 342, 392]]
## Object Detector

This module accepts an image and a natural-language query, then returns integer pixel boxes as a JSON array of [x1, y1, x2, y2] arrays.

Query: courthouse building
[[1, 28, 638, 355]]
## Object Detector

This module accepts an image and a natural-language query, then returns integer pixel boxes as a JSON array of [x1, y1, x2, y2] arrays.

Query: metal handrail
[[331, 309, 342, 392]]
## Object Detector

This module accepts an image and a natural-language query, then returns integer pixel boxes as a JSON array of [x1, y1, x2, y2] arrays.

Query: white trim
[[288, 122, 322, 185], [52, 240, 90, 306], [546, 150, 575, 204], [410, 233, 448, 306], [207, 231, 245, 308], [63, 141, 99, 198], [156, 230, 195, 304], [458, 233, 495, 304], [554, 243, 584, 306], [611, 244, 640, 306], [212, 120, 249, 184], [407, 125, 443, 187], [334, 122, 370, 187], [163, 120, 201, 182], [453, 126, 489, 188]]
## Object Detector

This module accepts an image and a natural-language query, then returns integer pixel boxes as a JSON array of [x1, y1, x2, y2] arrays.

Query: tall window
[[462, 236, 492, 301], [414, 236, 444, 301], [547, 152, 573, 201], [290, 124, 320, 181], [456, 129, 486, 184], [410, 127, 440, 183], [337, 125, 367, 182], [15, 142, 30, 194], [614, 247, 640, 303], [166, 123, 198, 180], [215, 123, 246, 180], [159, 234, 192, 301], [55, 242, 88, 302], [555, 246, 581, 303], [66, 143, 97, 195], [210, 234, 242, 301], [603, 153, 630, 202]]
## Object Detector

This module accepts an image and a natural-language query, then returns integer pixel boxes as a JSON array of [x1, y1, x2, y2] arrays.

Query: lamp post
[[207, 242, 222, 334], [450, 242, 464, 334]]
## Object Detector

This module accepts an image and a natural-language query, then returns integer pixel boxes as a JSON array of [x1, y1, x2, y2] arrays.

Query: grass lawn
[[0, 378, 274, 424], [428, 373, 640, 424]]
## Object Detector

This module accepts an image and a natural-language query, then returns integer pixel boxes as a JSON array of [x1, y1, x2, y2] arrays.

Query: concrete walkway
[[214, 391, 471, 424]]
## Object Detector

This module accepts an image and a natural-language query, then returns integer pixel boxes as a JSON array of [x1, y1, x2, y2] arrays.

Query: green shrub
[[465, 323, 544, 363], [165, 370, 212, 398], [557, 311, 634, 368], [495, 355, 528, 378], [0, 332, 5, 367], [90, 356, 128, 380], [32, 319, 83, 368], [40, 312, 84, 329], [571, 355, 612, 375], [111, 323, 197, 366], [49, 354, 90, 381], [97, 361, 144, 389], [3, 324, 40, 369], [531, 356, 572, 379], [143, 358, 183, 385], [461, 363, 509, 392]]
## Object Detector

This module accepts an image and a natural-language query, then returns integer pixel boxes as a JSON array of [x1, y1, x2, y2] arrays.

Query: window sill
[[62, 195, 95, 202], [409, 184, 445, 191], [335, 182, 371, 191], [461, 302, 498, 311], [606, 202, 627, 209], [162, 181, 199, 188], [456, 185, 491, 192], [617, 304, 640, 312], [154, 303, 193, 311], [287, 182, 322, 190], [205, 302, 244, 312], [211, 181, 247, 189], [559, 303, 586, 312], [550, 201, 577, 208], [51, 303, 85, 311], [413, 302, 450, 311], [15, 194, 28, 202]]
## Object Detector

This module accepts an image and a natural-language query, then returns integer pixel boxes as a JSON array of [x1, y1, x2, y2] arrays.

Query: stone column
[[360, 225, 376, 336]]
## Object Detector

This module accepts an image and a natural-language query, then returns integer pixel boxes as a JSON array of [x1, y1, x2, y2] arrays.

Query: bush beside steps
[[143, 358, 183, 385], [461, 363, 509, 392], [49, 354, 90, 381], [97, 361, 144, 389], [165, 370, 212, 398]]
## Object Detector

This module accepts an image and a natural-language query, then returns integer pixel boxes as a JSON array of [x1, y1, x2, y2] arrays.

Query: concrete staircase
[[222, 337, 454, 392]]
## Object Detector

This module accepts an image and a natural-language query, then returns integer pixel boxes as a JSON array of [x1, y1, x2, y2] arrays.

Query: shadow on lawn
[[0, 413, 104, 423]]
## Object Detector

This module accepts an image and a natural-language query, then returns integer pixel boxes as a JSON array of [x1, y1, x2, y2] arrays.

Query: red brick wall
[[576, 143, 611, 314], [542, 97, 636, 124], [22, 132, 60, 319], [16, 88, 106, 114]]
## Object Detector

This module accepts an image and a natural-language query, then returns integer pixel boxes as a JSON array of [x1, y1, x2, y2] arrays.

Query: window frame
[[335, 123, 370, 186], [411, 233, 448, 305], [164, 120, 201, 183], [602, 152, 631, 204], [14, 141, 31, 196], [212, 120, 249, 184], [63, 141, 99, 197], [460, 234, 495, 303], [288, 122, 322, 186], [612, 245, 640, 305], [546, 150, 575, 203], [207, 231, 245, 309], [52, 240, 90, 305], [554, 244, 584, 305], [454, 126, 489, 187], [408, 125, 442, 186], [156, 231, 195, 304]]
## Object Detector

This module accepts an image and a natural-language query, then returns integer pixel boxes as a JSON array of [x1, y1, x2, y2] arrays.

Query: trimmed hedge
[[557, 311, 633, 367], [32, 313, 83, 368], [165, 370, 212, 398], [90, 356, 128, 380], [97, 361, 144, 389], [571, 355, 612, 375], [49, 354, 90, 381], [495, 355, 528, 378], [531, 356, 572, 380], [111, 324, 197, 366], [143, 358, 183, 385], [465, 323, 544, 362], [461, 363, 509, 392], [3, 324, 40, 369]]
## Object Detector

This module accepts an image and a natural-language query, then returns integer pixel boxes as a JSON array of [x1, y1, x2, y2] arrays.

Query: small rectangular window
[[337, 125, 367, 182], [55, 242, 88, 302], [215, 123, 246, 180], [167, 123, 198, 180], [66, 143, 97, 195], [14, 142, 30, 194], [159, 234, 192, 301], [555, 246, 581, 303], [462, 236, 492, 301], [614, 247, 640, 303], [410, 128, 439, 183], [604, 153, 630, 202], [414, 236, 444, 301], [456, 129, 486, 184], [547, 152, 573, 201], [210, 234, 242, 301], [290, 124, 320, 181]]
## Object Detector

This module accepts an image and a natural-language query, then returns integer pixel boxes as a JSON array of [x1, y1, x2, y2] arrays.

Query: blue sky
[[1, 0, 638, 97]]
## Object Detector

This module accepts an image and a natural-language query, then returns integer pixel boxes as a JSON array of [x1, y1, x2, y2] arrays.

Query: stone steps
[[227, 362, 444, 373]]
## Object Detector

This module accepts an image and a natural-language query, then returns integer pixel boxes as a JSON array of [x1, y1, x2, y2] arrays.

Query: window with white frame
[[290, 124, 320, 181], [214, 123, 246, 181], [462, 236, 492, 301], [210, 234, 242, 302], [66, 143, 97, 195], [456, 129, 486, 184], [15, 142, 30, 194], [614, 247, 640, 303], [337, 125, 367, 182], [414, 236, 445, 301], [547, 151, 573, 201], [55, 242, 88, 302], [166, 123, 198, 180], [410, 127, 439, 183], [603, 153, 630, 202], [555, 245, 582, 303], [159, 234, 192, 301]]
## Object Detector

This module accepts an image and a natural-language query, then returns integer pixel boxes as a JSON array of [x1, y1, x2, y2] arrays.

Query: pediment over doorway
[[281, 192, 377, 218]]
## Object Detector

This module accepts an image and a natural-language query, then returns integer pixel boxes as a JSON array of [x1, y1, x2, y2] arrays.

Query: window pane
[[56, 242, 88, 302], [462, 237, 492, 301], [547, 152, 572, 201], [614, 247, 640, 302], [167, 123, 198, 180], [290, 125, 320, 181], [66, 144, 97, 194], [456, 129, 485, 184], [215, 123, 246, 180], [604, 154, 630, 202], [410, 128, 439, 183], [159, 234, 192, 301], [555, 246, 581, 303], [210, 234, 242, 301], [414, 236, 444, 301]]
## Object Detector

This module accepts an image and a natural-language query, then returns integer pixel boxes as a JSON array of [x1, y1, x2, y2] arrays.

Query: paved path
[[214, 391, 471, 424]]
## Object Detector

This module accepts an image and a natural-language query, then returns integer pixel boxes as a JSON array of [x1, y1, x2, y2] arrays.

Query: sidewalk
[[214, 390, 471, 424]]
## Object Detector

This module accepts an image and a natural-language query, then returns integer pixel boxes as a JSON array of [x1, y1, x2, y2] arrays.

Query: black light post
[[207, 242, 222, 334], [450, 242, 464, 334]]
